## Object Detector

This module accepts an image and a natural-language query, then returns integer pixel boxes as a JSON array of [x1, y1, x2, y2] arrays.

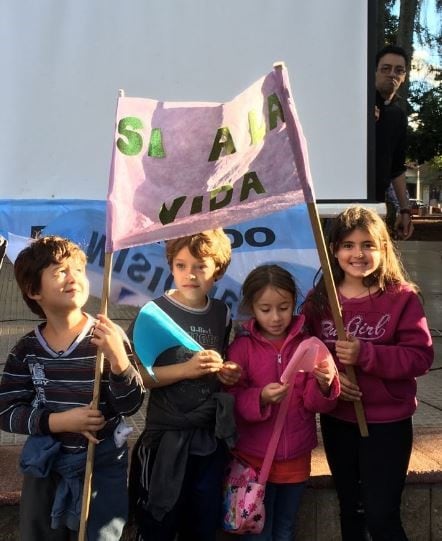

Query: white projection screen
[[0, 0, 370, 202]]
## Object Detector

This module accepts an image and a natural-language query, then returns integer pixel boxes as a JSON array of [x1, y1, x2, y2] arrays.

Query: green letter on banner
[[210, 185, 233, 210], [248, 110, 266, 145], [268, 94, 285, 130], [190, 196, 204, 215], [148, 128, 166, 158], [240, 172, 266, 201], [208, 127, 236, 161], [117, 117, 144, 156], [159, 196, 187, 225]]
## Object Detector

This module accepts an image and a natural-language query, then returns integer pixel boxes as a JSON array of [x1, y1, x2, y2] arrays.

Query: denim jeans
[[320, 414, 412, 541], [241, 481, 306, 541], [20, 439, 128, 541]]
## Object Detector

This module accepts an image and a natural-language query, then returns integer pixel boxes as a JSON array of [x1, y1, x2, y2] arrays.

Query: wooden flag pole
[[306, 203, 369, 437], [78, 88, 124, 540], [78, 251, 113, 540], [273, 62, 368, 437]]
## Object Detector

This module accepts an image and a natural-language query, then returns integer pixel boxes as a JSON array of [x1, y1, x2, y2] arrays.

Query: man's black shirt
[[375, 91, 407, 202]]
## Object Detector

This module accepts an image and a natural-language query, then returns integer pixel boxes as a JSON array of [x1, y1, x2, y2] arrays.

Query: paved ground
[[0, 240, 441, 497]]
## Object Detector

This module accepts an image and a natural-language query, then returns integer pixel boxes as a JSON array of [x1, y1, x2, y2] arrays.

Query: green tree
[[377, 1, 441, 112], [407, 83, 442, 163], [377, 0, 399, 51], [377, 0, 441, 171], [396, 0, 419, 109]]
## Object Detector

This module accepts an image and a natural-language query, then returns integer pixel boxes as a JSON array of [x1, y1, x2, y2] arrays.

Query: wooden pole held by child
[[306, 202, 369, 436], [78, 88, 126, 539], [273, 62, 369, 437], [78, 252, 113, 539]]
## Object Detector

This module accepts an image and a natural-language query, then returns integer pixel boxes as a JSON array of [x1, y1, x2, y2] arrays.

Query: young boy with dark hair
[[129, 228, 240, 541], [0, 236, 145, 541]]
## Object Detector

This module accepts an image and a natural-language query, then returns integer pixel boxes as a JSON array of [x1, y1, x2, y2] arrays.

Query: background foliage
[[377, 0, 441, 171]]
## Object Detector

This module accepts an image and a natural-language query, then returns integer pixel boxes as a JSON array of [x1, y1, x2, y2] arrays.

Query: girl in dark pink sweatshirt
[[302, 206, 433, 541]]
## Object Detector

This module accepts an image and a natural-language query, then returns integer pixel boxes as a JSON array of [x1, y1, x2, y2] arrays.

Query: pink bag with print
[[222, 384, 294, 534], [222, 456, 266, 534]]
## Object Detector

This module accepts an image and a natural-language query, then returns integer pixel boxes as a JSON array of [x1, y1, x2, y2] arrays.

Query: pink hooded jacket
[[227, 315, 339, 461]]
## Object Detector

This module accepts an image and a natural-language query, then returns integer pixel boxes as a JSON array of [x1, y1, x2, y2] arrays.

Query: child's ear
[[27, 289, 42, 301], [213, 266, 223, 282], [329, 243, 336, 256]]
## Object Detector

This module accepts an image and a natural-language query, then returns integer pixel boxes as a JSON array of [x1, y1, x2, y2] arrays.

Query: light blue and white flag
[[2, 200, 318, 319]]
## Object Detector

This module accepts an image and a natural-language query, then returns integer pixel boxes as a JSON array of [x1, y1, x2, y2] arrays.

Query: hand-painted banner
[[106, 66, 314, 252], [1, 201, 318, 319]]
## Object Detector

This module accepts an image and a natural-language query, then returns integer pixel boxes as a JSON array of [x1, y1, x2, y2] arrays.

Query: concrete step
[[1, 428, 441, 540]]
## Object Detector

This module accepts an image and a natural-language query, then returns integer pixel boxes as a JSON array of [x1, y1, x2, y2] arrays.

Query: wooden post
[[78, 251, 113, 540], [273, 62, 369, 437], [78, 88, 125, 539], [306, 203, 369, 436]]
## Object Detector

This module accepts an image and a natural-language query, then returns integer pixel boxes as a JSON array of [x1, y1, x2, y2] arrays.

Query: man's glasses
[[379, 64, 406, 75]]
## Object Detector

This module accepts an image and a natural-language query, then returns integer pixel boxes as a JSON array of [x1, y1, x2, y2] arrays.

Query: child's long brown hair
[[305, 206, 417, 315]]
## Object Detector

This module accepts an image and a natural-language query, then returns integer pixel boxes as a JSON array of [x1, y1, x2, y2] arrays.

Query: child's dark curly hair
[[14, 236, 86, 318]]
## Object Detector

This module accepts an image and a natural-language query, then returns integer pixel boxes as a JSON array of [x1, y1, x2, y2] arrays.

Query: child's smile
[[335, 229, 382, 282]]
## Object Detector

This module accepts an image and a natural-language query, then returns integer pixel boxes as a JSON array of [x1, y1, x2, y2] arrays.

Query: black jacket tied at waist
[[142, 391, 236, 521]]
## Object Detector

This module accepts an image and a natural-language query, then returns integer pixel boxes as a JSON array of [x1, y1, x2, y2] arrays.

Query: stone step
[[1, 428, 441, 540]]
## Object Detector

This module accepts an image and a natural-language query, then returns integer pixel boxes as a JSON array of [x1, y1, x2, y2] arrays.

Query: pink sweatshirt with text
[[302, 283, 434, 423]]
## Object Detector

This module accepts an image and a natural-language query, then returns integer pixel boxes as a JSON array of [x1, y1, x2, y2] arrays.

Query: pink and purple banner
[[106, 67, 314, 252]]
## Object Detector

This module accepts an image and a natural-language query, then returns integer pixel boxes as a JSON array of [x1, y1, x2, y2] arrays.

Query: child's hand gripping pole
[[320, 262, 369, 436]]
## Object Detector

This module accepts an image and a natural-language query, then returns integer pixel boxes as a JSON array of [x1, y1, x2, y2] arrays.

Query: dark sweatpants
[[129, 438, 226, 541], [320, 414, 413, 541], [20, 473, 77, 541]]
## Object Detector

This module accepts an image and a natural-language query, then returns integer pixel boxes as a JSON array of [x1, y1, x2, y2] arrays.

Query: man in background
[[375, 44, 413, 239]]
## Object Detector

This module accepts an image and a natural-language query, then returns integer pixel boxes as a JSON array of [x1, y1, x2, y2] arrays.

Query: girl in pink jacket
[[227, 264, 339, 541]]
